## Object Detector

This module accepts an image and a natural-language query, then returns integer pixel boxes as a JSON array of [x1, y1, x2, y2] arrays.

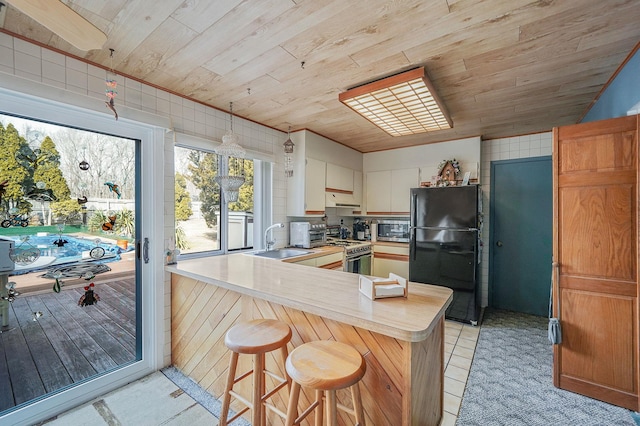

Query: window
[[174, 145, 255, 255]]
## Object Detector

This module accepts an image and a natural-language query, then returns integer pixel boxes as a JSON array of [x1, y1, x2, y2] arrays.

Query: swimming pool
[[5, 234, 127, 273]]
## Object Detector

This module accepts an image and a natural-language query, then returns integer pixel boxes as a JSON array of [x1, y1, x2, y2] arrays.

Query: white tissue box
[[359, 273, 408, 300]]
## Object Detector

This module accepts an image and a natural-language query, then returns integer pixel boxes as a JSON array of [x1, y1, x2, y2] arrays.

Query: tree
[[0, 123, 32, 214], [229, 159, 253, 213], [187, 150, 219, 227], [32, 136, 72, 224], [174, 173, 192, 221]]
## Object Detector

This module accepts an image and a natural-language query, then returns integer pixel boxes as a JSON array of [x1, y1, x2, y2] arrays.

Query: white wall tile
[[14, 51, 41, 78]]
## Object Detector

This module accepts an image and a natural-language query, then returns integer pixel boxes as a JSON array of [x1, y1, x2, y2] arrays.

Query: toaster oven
[[290, 222, 326, 248]]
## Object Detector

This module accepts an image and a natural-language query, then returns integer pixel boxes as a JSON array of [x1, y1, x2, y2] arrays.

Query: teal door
[[490, 157, 552, 316]]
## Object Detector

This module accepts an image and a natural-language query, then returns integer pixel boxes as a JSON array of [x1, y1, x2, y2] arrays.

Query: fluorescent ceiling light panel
[[339, 67, 452, 137]]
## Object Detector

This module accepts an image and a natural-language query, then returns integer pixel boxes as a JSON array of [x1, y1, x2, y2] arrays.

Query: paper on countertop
[[374, 284, 405, 297]]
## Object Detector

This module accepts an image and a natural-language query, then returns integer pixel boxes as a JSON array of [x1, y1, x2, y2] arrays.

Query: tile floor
[[43, 319, 480, 425], [440, 320, 480, 426]]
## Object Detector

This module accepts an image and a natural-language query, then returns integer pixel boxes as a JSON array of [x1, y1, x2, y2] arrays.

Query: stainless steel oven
[[344, 244, 372, 275]]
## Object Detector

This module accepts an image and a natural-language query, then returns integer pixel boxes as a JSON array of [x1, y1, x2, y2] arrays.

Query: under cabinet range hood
[[325, 191, 360, 208]]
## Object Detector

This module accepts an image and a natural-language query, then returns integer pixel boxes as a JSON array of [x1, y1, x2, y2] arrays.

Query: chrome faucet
[[264, 223, 285, 251]]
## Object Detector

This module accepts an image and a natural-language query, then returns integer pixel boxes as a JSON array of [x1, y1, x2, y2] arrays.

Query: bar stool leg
[[326, 390, 337, 426], [253, 353, 264, 426], [280, 345, 291, 390], [285, 382, 301, 426], [314, 389, 323, 426], [219, 352, 239, 426], [351, 383, 365, 426]]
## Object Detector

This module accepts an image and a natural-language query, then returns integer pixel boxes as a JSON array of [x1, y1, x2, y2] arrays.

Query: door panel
[[490, 157, 552, 316], [410, 229, 476, 290], [553, 114, 638, 410]]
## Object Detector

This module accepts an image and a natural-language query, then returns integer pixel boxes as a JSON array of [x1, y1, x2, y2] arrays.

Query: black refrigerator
[[409, 185, 481, 325]]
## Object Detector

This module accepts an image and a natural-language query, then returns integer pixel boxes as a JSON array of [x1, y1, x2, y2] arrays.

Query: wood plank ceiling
[[1, 0, 639, 152]]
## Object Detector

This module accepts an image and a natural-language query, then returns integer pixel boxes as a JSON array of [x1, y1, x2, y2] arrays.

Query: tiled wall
[[478, 132, 553, 306], [0, 33, 288, 367]]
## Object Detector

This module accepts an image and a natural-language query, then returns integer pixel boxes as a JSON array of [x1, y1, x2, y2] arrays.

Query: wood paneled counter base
[[168, 254, 452, 425]]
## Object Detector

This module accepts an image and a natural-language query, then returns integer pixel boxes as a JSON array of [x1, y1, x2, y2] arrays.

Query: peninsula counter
[[168, 253, 452, 425]]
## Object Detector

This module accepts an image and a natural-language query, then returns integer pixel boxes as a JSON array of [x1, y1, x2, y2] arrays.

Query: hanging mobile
[[105, 48, 118, 120], [52, 223, 68, 247], [79, 146, 90, 171], [9, 236, 40, 265], [78, 274, 99, 307], [89, 238, 105, 259], [52, 272, 64, 293]]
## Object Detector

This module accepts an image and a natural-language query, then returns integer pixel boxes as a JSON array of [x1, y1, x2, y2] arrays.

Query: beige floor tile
[[445, 320, 463, 332], [439, 410, 458, 426], [448, 353, 472, 371], [460, 326, 480, 341], [445, 342, 454, 354], [444, 376, 466, 398], [453, 344, 475, 360], [443, 391, 462, 416], [456, 336, 478, 350], [444, 328, 460, 339], [445, 364, 470, 383], [444, 334, 459, 345]]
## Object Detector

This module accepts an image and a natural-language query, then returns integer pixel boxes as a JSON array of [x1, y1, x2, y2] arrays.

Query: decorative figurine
[[78, 282, 99, 306], [101, 214, 117, 232], [104, 182, 121, 198]]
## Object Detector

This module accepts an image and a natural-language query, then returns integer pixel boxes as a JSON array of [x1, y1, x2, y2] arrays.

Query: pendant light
[[214, 102, 246, 202]]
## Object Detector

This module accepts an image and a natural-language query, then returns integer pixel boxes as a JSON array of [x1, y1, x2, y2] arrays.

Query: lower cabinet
[[373, 244, 409, 278], [291, 252, 344, 270]]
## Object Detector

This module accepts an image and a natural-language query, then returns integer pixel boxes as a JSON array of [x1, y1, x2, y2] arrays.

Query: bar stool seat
[[285, 340, 366, 426], [219, 319, 292, 426]]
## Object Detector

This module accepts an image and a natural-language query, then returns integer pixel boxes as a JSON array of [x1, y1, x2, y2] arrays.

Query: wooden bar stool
[[219, 319, 292, 426], [284, 340, 366, 426]]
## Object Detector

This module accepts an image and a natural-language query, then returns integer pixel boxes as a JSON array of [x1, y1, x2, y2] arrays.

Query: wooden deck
[[0, 277, 136, 412]]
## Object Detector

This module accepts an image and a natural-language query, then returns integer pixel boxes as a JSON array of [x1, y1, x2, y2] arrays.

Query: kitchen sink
[[249, 248, 314, 259]]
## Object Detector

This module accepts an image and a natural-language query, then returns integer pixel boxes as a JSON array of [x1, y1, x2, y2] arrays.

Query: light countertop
[[167, 253, 452, 342]]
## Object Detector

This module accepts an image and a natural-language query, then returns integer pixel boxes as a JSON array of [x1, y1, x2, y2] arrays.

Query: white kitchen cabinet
[[288, 157, 326, 216], [305, 158, 326, 213], [372, 244, 409, 278], [353, 171, 363, 206], [366, 170, 392, 213], [326, 163, 354, 192], [291, 251, 344, 270], [366, 168, 419, 215]]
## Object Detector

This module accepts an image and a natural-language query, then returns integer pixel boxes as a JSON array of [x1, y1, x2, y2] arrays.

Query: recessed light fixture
[[339, 67, 452, 137]]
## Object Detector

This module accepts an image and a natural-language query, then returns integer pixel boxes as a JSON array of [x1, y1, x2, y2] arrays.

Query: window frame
[[0, 75, 167, 425], [173, 132, 273, 258]]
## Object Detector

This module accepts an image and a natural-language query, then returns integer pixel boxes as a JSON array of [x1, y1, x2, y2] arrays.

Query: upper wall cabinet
[[287, 157, 326, 216], [366, 168, 419, 215], [326, 163, 354, 193]]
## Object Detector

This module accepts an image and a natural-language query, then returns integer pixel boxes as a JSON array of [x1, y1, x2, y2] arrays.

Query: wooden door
[[490, 157, 552, 316], [553, 115, 638, 410]]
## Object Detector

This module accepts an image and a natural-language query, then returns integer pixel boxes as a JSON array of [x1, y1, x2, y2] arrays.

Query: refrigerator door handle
[[410, 192, 418, 227]]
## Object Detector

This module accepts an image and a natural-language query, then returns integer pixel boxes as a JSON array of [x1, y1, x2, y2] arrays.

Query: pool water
[[7, 234, 127, 272]]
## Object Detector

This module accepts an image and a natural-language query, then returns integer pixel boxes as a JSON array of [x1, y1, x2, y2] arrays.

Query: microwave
[[290, 222, 326, 248], [376, 220, 410, 243]]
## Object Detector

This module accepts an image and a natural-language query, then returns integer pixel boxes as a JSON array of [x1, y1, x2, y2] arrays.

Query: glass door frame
[[0, 83, 166, 425]]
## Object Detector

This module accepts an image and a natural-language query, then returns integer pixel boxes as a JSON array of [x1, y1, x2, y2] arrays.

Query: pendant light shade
[[214, 102, 246, 202]]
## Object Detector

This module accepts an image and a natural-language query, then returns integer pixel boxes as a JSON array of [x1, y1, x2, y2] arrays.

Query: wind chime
[[105, 48, 118, 120]]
